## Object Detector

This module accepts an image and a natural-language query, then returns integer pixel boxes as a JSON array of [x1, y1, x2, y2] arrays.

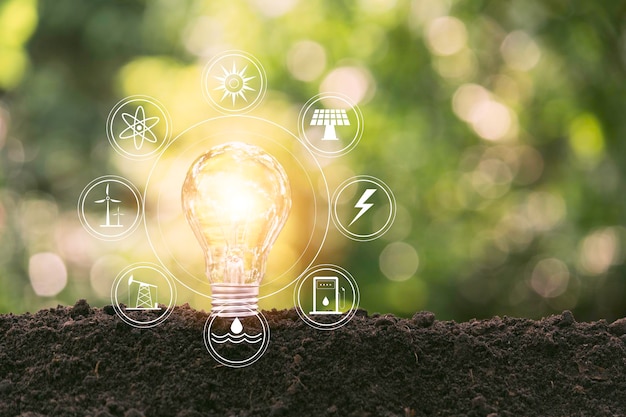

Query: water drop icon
[[230, 317, 243, 334], [322, 296, 330, 306]]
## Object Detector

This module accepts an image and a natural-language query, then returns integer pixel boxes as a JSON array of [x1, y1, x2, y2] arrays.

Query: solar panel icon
[[310, 108, 350, 140]]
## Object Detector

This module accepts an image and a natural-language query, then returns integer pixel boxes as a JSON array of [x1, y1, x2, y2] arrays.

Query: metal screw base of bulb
[[211, 284, 259, 317]]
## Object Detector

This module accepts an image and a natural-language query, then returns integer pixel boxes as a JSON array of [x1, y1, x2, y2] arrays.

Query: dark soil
[[2, 300, 626, 417]]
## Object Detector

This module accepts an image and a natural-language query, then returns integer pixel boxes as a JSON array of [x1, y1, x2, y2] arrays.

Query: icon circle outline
[[203, 308, 270, 368], [331, 175, 397, 242], [202, 50, 268, 114], [77, 175, 143, 241], [106, 95, 172, 160], [294, 263, 360, 331], [298, 93, 364, 158], [110, 262, 177, 328]]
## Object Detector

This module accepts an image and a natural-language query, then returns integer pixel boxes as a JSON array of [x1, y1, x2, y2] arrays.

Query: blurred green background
[[1, 0, 626, 321]]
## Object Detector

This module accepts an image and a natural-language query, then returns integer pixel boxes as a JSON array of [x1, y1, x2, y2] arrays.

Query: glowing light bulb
[[182, 142, 291, 317]]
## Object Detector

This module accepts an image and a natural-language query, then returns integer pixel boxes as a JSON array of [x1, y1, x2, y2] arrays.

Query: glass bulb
[[181, 142, 291, 317]]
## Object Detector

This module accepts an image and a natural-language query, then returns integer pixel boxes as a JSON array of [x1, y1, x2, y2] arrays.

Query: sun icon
[[214, 62, 256, 106], [203, 51, 267, 114]]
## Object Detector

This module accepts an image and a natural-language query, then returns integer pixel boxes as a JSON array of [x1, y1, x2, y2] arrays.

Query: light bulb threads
[[211, 284, 259, 317]]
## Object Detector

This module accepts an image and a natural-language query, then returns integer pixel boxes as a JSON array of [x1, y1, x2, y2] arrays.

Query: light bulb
[[181, 142, 291, 317]]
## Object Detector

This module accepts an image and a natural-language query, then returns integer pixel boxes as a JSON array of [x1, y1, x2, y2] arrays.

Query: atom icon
[[214, 62, 256, 106], [119, 105, 160, 150]]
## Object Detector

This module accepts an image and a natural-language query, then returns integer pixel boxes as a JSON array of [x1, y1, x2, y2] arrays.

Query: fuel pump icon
[[310, 276, 346, 315]]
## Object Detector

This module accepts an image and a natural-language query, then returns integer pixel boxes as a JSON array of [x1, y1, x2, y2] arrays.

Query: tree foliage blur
[[1, 0, 626, 321]]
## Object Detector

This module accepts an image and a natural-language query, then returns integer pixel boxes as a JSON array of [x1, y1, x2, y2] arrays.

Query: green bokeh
[[1, 0, 626, 321]]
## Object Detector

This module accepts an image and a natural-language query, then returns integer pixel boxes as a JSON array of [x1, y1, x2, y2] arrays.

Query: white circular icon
[[203, 308, 270, 368], [202, 51, 267, 114], [106, 95, 171, 160], [294, 264, 360, 330], [298, 93, 364, 157], [332, 175, 396, 241], [111, 263, 177, 328], [77, 175, 143, 241]]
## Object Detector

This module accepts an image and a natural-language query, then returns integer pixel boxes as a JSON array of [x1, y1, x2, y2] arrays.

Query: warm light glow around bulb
[[182, 142, 291, 317]]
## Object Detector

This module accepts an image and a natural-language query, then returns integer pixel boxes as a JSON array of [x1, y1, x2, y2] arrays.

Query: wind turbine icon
[[95, 183, 123, 228]]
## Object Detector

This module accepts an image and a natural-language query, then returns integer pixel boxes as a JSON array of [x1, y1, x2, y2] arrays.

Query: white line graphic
[[349, 188, 377, 226]]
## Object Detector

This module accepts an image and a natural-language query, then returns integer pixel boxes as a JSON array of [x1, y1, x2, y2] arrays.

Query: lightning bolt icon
[[349, 188, 377, 226]]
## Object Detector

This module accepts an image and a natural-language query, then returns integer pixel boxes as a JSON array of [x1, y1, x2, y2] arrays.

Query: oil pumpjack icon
[[126, 275, 161, 311], [309, 276, 346, 315]]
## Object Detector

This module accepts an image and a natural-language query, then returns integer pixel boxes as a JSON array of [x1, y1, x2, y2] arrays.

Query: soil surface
[[1, 300, 626, 417]]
